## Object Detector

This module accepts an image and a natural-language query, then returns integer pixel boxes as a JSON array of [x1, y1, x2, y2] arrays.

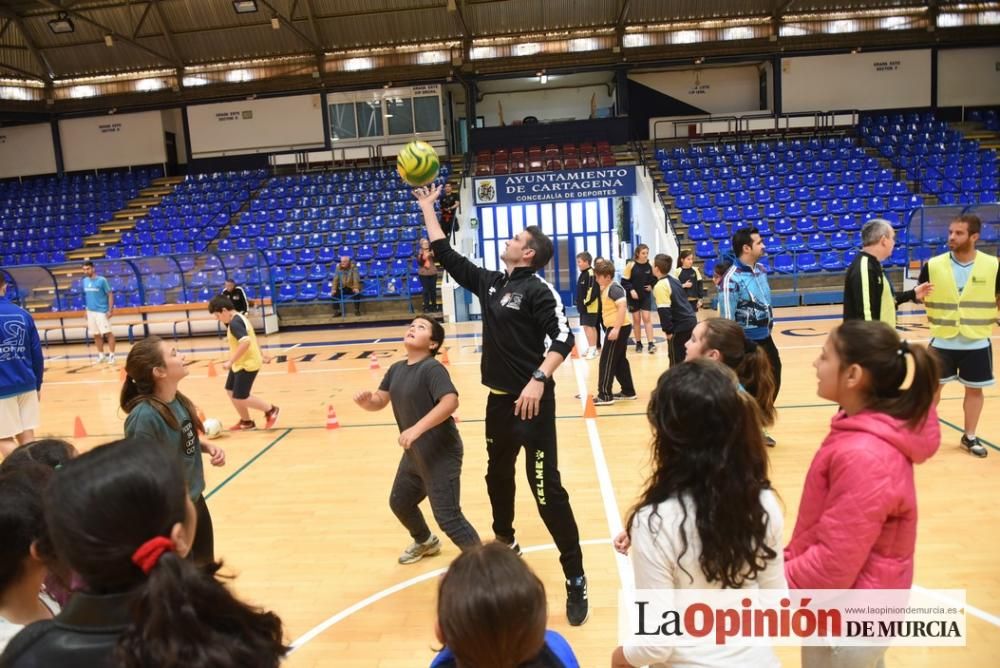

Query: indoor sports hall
[[1, 2, 999, 667]]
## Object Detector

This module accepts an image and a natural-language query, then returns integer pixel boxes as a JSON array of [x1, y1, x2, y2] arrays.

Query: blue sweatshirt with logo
[[0, 296, 44, 399]]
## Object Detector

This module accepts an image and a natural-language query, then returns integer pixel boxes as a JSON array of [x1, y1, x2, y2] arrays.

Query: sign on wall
[[474, 167, 636, 205], [781, 49, 931, 112], [0, 123, 57, 179], [187, 94, 325, 158], [60, 110, 166, 172]]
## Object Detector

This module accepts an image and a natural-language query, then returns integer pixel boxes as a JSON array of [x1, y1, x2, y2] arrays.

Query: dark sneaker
[[229, 419, 257, 431], [634, 341, 643, 353], [566, 576, 589, 626], [264, 405, 280, 429], [764, 432, 776, 448], [496, 536, 522, 556], [398, 535, 441, 564], [647, 342, 656, 354], [961, 435, 988, 458], [613, 392, 638, 401], [593, 395, 615, 406]]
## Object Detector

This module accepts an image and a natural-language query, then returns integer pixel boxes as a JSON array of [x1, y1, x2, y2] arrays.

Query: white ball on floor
[[203, 418, 223, 439]]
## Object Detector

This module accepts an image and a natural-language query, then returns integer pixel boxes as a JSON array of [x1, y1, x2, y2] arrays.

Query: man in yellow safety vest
[[920, 214, 1000, 458]]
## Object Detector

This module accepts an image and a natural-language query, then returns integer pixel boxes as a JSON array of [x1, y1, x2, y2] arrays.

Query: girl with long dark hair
[[611, 360, 785, 667], [121, 336, 224, 564], [786, 320, 940, 668], [0, 439, 287, 668]]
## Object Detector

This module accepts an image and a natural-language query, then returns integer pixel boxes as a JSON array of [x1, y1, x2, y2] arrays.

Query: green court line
[[205, 428, 293, 500]]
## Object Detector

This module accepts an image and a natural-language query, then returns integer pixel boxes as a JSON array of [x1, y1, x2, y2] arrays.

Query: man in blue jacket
[[0, 272, 44, 456], [719, 227, 782, 400]]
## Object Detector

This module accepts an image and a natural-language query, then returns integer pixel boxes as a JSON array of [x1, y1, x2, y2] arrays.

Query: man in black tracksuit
[[843, 218, 931, 328], [414, 185, 589, 627]]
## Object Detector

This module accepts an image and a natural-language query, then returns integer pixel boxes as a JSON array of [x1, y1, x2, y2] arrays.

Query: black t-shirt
[[440, 193, 459, 224], [378, 357, 460, 453], [228, 312, 249, 340]]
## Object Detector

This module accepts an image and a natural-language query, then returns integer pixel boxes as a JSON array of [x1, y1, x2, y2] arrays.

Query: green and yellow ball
[[396, 140, 440, 187]]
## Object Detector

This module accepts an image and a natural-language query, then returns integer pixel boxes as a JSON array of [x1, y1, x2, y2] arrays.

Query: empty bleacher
[[475, 141, 617, 175], [859, 112, 998, 206], [218, 165, 449, 304], [660, 135, 924, 283], [110, 170, 266, 261], [0, 168, 161, 267]]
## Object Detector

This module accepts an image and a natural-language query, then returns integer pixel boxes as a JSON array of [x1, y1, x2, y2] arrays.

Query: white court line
[[571, 345, 634, 590], [287, 538, 612, 653], [912, 585, 1000, 628]]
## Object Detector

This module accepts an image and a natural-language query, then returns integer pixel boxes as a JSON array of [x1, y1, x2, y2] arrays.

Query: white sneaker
[[95, 353, 105, 363], [585, 348, 598, 360], [107, 353, 116, 364]]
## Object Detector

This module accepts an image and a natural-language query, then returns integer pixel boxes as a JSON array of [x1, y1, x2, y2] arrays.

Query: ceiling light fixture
[[48, 12, 75, 34], [271, 16, 280, 30], [232, 0, 258, 14], [104, 34, 114, 47]]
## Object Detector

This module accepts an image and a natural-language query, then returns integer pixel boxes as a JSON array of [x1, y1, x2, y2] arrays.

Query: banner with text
[[474, 167, 636, 205], [618, 588, 966, 652]]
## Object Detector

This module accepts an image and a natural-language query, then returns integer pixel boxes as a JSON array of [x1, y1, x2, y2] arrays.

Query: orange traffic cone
[[583, 395, 597, 419], [369, 353, 380, 371], [197, 407, 206, 423], [287, 357, 298, 374], [119, 367, 127, 382], [326, 405, 341, 430], [207, 360, 218, 377], [440, 349, 451, 365], [73, 416, 88, 438]]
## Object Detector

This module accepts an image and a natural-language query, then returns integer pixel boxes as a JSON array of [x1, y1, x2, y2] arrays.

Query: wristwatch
[[531, 369, 548, 382]]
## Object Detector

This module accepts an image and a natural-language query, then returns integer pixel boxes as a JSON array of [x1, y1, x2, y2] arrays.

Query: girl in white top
[[0, 465, 60, 651], [611, 359, 786, 668]]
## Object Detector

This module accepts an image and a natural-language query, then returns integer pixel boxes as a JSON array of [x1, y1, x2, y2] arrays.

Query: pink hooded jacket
[[784, 407, 940, 590]]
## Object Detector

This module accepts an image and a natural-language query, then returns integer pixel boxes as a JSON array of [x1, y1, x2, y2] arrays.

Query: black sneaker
[[593, 395, 615, 406], [566, 575, 589, 626], [647, 342, 656, 354], [961, 435, 988, 458], [634, 341, 643, 353], [764, 432, 776, 448], [613, 392, 638, 401]]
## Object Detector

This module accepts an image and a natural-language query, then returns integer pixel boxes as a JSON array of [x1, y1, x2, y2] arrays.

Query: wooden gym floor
[[28, 305, 1000, 667]]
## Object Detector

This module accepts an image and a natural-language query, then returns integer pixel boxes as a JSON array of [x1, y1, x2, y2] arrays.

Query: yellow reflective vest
[[924, 252, 999, 340]]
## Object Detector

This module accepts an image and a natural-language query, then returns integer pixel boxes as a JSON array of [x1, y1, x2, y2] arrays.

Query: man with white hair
[[842, 218, 932, 328]]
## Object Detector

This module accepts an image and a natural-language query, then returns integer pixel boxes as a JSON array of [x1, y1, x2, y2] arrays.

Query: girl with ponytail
[[121, 336, 224, 564], [0, 439, 286, 668], [785, 320, 940, 668], [685, 318, 777, 435]]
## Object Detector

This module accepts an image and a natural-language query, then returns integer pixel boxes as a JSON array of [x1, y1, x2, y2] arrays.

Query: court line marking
[[571, 349, 633, 589], [204, 428, 293, 501], [287, 538, 613, 654], [912, 586, 1000, 628]]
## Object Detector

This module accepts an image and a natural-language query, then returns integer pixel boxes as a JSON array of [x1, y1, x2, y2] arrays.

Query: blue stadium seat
[[830, 231, 852, 250], [797, 253, 820, 272], [709, 223, 729, 240], [687, 224, 709, 241], [820, 251, 844, 271], [808, 233, 827, 251], [695, 241, 715, 259], [773, 254, 794, 274], [785, 234, 806, 252]]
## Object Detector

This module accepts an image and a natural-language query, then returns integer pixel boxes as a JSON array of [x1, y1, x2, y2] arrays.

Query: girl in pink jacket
[[785, 320, 940, 668]]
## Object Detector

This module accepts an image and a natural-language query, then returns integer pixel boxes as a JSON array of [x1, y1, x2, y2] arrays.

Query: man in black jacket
[[414, 185, 589, 627], [843, 218, 931, 328], [220, 278, 251, 315]]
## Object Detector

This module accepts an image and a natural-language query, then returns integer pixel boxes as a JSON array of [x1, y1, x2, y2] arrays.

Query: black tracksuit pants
[[485, 392, 584, 579]]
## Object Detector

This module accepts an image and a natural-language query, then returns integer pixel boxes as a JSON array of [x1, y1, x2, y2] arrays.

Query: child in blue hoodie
[[0, 272, 44, 457]]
